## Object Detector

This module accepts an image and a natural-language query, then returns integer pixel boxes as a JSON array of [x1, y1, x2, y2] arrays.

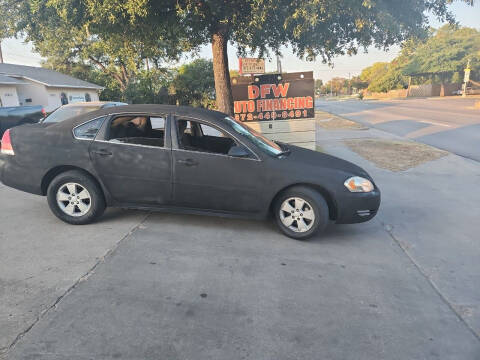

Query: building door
[[0, 87, 20, 107]]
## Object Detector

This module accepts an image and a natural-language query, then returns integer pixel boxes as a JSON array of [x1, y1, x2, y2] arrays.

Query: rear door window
[[107, 115, 167, 148]]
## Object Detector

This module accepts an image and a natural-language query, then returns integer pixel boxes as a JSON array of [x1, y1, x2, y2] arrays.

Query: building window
[[60, 92, 68, 105], [85, 93, 91, 102]]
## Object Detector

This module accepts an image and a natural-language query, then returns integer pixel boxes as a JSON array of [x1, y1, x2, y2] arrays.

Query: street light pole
[[462, 59, 471, 98]]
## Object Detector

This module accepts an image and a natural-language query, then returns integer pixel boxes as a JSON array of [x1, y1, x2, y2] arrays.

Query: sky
[[2, 1, 479, 82]]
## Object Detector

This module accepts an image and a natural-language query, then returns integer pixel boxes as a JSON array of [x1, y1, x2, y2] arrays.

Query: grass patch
[[344, 139, 448, 172]]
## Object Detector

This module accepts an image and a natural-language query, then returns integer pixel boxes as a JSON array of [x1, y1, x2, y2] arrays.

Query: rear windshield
[[43, 105, 102, 123]]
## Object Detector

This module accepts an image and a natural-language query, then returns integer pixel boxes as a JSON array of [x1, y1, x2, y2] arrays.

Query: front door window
[[176, 119, 237, 155]]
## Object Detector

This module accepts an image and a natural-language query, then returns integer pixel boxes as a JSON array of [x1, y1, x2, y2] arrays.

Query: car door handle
[[92, 149, 113, 157], [177, 158, 198, 167]]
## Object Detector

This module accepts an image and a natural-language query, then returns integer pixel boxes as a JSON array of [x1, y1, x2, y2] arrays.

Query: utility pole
[[462, 59, 471, 98], [348, 72, 351, 95], [0, 40, 4, 64], [276, 54, 282, 74]]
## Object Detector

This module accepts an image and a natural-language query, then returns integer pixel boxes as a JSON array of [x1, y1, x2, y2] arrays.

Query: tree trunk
[[0, 41, 4, 64], [211, 27, 233, 115]]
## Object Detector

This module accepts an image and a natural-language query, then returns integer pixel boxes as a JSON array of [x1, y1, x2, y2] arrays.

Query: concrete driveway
[[1, 120, 480, 359]]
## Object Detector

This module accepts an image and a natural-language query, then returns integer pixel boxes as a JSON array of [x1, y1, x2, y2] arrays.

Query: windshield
[[43, 105, 102, 123], [223, 116, 284, 156]]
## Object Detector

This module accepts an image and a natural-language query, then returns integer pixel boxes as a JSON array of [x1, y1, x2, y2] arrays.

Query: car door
[[89, 113, 173, 205], [171, 116, 265, 214]]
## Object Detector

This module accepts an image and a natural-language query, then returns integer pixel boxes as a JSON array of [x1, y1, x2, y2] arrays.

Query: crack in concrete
[[1, 212, 151, 359], [381, 221, 480, 343]]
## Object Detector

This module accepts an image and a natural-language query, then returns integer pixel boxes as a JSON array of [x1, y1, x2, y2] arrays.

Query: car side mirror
[[228, 145, 250, 158]]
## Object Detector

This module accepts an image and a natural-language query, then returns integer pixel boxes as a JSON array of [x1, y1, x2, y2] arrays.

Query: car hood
[[280, 144, 370, 179]]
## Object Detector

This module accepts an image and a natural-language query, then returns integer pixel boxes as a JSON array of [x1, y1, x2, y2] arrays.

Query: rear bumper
[[335, 188, 381, 224], [0, 155, 43, 195]]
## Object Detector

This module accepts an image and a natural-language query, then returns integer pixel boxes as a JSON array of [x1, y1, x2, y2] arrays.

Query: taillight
[[1, 129, 15, 155]]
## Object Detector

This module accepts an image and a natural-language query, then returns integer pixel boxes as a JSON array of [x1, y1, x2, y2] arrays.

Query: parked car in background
[[0, 105, 45, 138], [42, 101, 127, 124], [0, 105, 381, 240]]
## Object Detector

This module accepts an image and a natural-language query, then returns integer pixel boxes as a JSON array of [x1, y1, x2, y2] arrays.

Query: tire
[[47, 170, 106, 225], [274, 186, 329, 240]]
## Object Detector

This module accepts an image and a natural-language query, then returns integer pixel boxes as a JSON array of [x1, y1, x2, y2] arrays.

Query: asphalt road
[[316, 98, 480, 162], [2, 123, 480, 359]]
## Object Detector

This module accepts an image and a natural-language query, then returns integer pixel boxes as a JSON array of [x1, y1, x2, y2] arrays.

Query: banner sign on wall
[[231, 71, 315, 122], [239, 58, 265, 75]]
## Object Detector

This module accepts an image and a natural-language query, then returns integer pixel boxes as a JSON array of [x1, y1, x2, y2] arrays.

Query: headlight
[[344, 176, 374, 193]]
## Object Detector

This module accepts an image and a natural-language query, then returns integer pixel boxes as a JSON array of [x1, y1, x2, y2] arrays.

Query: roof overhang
[[0, 72, 103, 90], [45, 84, 104, 90]]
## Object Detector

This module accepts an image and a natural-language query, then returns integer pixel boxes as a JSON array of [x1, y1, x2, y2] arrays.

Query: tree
[[350, 76, 368, 91], [359, 25, 480, 93], [323, 77, 348, 95], [403, 25, 480, 80], [360, 62, 390, 84], [315, 79, 324, 94], [158, 0, 474, 114], [2, 0, 189, 95], [4, 0, 474, 113], [170, 59, 215, 108]]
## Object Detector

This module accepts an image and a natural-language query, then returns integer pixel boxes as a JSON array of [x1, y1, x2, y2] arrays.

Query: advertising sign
[[231, 71, 315, 122], [69, 95, 86, 104], [239, 58, 265, 75]]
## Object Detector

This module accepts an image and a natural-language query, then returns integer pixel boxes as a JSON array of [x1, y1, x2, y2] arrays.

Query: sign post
[[463, 60, 471, 98]]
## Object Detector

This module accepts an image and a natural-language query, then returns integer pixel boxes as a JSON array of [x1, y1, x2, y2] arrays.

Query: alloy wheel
[[279, 197, 315, 233], [56, 182, 92, 217]]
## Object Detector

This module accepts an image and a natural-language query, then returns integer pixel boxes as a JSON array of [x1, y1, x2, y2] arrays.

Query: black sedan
[[0, 105, 380, 240]]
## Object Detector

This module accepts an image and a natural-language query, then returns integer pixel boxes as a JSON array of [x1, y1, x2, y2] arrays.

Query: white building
[[0, 63, 103, 112]]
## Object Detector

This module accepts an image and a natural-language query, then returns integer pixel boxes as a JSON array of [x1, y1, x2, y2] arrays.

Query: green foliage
[[2, 0, 474, 110], [314, 79, 323, 94], [124, 69, 174, 104], [160, 0, 472, 62], [360, 26, 480, 93], [170, 59, 215, 108], [403, 25, 480, 76], [360, 62, 389, 84], [2, 0, 189, 94], [350, 76, 368, 90]]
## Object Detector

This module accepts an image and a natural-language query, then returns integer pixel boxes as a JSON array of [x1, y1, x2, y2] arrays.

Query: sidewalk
[[316, 113, 480, 339]]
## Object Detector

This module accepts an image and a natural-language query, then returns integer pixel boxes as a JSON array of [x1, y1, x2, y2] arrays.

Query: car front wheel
[[47, 170, 106, 225], [274, 186, 329, 240]]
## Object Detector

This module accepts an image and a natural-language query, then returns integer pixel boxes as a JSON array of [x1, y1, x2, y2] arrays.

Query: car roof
[[62, 104, 228, 128]]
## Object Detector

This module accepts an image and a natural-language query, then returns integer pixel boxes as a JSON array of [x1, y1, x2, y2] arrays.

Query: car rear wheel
[[47, 170, 105, 225], [274, 186, 329, 240]]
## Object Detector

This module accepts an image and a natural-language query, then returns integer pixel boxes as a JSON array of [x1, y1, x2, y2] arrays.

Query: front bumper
[[335, 188, 381, 224]]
